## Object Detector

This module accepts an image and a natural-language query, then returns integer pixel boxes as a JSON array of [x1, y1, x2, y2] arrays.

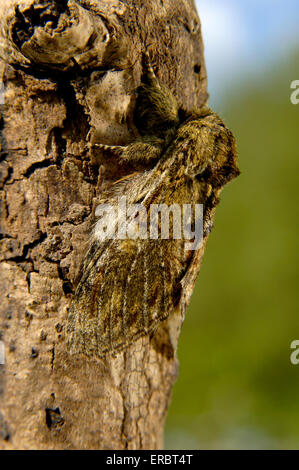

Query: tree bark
[[0, 0, 209, 449]]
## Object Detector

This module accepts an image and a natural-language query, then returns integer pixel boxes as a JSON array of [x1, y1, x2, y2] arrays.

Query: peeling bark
[[0, 0, 210, 449]]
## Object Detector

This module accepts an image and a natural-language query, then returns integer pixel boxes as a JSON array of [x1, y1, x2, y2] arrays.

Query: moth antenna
[[143, 51, 161, 89], [89, 143, 127, 152]]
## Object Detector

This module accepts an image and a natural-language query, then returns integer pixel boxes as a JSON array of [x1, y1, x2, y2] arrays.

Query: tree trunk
[[0, 0, 209, 449]]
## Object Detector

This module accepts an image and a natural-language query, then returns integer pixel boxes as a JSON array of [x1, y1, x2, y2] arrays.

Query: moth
[[66, 54, 239, 357]]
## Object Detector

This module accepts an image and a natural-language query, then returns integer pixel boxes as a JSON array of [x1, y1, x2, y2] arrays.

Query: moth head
[[134, 71, 180, 139]]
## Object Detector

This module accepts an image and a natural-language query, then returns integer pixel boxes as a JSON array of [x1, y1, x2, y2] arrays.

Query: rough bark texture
[[0, 0, 209, 449]]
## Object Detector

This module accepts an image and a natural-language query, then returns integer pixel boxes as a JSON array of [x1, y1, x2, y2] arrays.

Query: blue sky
[[195, 0, 299, 103]]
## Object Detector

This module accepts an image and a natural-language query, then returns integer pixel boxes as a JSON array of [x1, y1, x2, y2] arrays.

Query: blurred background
[[165, 0, 299, 449]]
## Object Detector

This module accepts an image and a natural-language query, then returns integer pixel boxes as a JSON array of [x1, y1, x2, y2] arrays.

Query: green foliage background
[[165, 51, 299, 449]]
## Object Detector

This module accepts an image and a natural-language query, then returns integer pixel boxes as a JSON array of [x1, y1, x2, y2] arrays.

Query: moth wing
[[67, 238, 186, 356]]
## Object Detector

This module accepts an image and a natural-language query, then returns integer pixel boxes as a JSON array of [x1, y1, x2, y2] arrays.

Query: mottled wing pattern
[[66, 237, 186, 356]]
